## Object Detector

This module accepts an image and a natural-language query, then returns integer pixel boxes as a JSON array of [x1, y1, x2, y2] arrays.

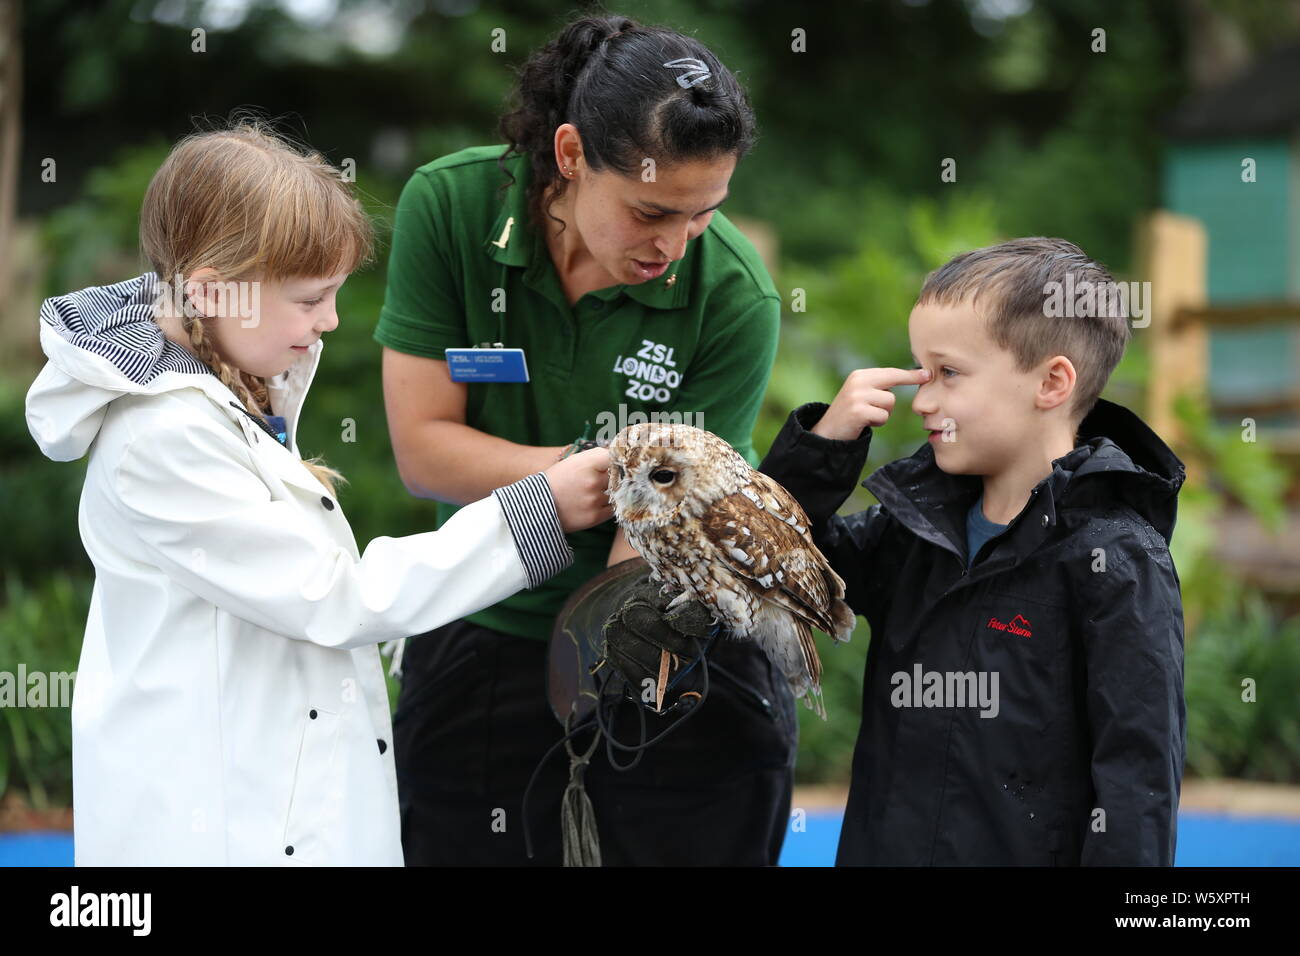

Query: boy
[[759, 237, 1187, 865]]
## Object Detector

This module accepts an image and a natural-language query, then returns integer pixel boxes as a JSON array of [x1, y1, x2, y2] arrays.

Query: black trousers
[[392, 617, 799, 866]]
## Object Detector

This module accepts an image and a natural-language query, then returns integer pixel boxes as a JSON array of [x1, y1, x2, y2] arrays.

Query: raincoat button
[[321, 496, 335, 510], [285, 846, 294, 855], [377, 738, 387, 754], [309, 709, 317, 719], [1041, 514, 1049, 527]]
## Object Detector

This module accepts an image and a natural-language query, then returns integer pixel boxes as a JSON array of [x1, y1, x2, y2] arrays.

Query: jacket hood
[[25, 272, 320, 461], [1062, 397, 1188, 542], [863, 398, 1187, 560]]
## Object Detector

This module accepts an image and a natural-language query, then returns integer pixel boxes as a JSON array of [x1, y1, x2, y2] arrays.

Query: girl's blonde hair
[[139, 117, 374, 496]]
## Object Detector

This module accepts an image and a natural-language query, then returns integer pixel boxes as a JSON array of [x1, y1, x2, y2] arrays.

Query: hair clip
[[662, 57, 711, 89]]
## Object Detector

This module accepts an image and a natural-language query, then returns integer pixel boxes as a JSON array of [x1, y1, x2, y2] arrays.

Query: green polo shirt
[[374, 144, 780, 640]]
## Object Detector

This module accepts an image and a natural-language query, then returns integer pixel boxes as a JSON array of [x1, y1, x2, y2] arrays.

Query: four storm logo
[[987, 614, 1032, 637]]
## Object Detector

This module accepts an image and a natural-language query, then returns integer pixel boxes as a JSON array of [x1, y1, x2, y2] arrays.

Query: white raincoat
[[24, 273, 573, 866]]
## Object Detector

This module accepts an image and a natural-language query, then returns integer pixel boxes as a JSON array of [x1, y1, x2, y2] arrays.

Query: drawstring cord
[[560, 711, 602, 866]]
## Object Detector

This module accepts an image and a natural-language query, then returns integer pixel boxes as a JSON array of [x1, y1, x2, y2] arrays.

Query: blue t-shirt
[[265, 414, 288, 447], [966, 494, 1009, 567]]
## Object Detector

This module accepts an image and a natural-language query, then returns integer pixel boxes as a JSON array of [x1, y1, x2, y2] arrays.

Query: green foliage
[[1167, 390, 1292, 631], [1161, 391, 1299, 784], [1174, 391, 1288, 529], [0, 378, 95, 585], [0, 571, 89, 808], [794, 634, 869, 784], [41, 141, 171, 293], [1185, 589, 1300, 782]]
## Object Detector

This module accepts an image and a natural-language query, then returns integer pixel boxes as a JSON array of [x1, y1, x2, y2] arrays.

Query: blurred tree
[[0, 0, 20, 303]]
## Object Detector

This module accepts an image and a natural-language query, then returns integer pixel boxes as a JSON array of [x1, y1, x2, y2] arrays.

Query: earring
[[561, 164, 571, 176]]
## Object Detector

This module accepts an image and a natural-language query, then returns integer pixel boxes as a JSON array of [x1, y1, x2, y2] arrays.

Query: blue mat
[[0, 832, 75, 867], [778, 809, 1300, 866], [3, 810, 1298, 866]]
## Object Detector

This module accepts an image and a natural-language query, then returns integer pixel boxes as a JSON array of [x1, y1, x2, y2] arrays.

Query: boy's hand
[[811, 367, 932, 441], [543, 446, 615, 532]]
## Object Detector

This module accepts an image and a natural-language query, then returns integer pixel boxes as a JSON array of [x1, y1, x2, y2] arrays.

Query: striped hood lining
[[26, 272, 227, 463], [39, 272, 213, 385], [28, 272, 323, 463]]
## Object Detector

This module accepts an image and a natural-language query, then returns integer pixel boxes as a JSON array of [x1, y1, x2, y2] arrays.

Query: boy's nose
[[912, 381, 937, 417]]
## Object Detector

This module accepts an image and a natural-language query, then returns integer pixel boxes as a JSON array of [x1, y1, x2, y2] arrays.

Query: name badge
[[445, 347, 530, 383]]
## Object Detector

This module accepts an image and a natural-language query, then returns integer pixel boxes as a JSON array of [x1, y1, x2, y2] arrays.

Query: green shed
[[1163, 43, 1300, 431]]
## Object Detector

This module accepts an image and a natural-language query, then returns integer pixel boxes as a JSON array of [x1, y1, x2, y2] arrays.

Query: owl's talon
[[664, 590, 693, 610]]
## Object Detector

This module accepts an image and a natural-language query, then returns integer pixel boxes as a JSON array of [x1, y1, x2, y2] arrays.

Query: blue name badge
[[445, 347, 530, 383]]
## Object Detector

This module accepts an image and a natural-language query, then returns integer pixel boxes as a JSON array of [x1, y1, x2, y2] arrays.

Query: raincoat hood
[[26, 272, 321, 461], [1054, 397, 1187, 543]]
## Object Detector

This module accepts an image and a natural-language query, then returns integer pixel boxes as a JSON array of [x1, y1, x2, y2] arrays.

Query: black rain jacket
[[759, 398, 1188, 866]]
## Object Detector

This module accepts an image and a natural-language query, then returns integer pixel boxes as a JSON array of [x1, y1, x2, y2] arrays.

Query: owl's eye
[[650, 469, 676, 485]]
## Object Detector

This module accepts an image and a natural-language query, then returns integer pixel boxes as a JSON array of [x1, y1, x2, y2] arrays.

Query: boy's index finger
[[868, 366, 932, 389]]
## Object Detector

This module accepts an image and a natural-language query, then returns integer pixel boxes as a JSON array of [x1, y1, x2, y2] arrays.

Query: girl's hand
[[811, 367, 932, 441], [543, 446, 614, 532]]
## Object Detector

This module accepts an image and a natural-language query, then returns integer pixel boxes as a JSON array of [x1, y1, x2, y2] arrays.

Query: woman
[[375, 13, 792, 865]]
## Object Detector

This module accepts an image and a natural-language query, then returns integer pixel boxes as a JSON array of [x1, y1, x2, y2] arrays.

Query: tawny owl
[[606, 422, 856, 718]]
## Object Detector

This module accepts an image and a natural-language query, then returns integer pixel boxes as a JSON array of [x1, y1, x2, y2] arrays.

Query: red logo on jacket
[[987, 613, 1032, 638]]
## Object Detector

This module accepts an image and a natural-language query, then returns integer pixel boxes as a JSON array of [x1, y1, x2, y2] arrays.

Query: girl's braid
[[184, 310, 270, 418]]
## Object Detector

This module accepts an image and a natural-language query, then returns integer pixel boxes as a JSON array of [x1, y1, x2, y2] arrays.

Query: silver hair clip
[[662, 57, 711, 89]]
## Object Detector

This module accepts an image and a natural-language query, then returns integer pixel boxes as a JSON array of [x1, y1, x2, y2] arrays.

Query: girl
[[24, 120, 612, 865]]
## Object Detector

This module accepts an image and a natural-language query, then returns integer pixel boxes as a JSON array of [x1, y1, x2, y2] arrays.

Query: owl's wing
[[700, 471, 850, 638]]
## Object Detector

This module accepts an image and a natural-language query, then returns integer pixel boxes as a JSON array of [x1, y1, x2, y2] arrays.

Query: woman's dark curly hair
[[496, 11, 758, 236]]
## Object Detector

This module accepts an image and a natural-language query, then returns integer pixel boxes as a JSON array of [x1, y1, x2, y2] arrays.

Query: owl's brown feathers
[[606, 422, 856, 718]]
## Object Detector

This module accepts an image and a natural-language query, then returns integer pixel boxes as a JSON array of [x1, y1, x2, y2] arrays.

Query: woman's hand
[[544, 446, 615, 532]]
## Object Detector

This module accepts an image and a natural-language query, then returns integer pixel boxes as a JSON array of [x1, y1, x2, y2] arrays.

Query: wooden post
[[1137, 210, 1209, 449]]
